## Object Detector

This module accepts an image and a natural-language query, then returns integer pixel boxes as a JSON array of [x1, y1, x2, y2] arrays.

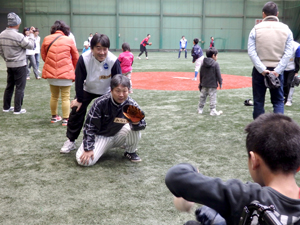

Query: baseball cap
[[7, 12, 21, 26], [83, 41, 89, 46]]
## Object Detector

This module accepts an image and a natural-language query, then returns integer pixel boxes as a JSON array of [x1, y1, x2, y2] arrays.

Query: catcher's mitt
[[264, 72, 281, 89], [292, 75, 300, 87], [122, 104, 145, 123], [149, 42, 152, 46]]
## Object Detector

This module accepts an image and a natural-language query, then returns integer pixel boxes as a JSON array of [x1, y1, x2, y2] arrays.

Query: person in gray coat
[[0, 12, 35, 114]]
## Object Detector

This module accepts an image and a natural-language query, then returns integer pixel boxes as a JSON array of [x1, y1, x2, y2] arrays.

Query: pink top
[[118, 51, 134, 74]]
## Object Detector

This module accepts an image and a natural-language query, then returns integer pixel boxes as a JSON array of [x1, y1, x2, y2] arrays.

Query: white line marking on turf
[[173, 77, 191, 79]]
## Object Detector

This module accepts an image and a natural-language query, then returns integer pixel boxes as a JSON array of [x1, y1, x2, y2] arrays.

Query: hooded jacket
[[200, 57, 222, 88], [41, 30, 79, 81]]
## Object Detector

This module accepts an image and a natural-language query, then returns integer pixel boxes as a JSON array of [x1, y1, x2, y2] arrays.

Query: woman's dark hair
[[50, 20, 70, 36], [90, 33, 110, 49], [23, 27, 29, 36], [262, 1, 278, 16], [111, 74, 130, 90], [122, 42, 131, 52]]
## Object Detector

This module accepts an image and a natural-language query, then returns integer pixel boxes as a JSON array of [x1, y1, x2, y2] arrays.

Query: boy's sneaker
[[146, 57, 148, 60], [137, 56, 141, 60], [3, 107, 14, 112], [13, 109, 26, 114], [285, 101, 292, 106], [60, 140, 76, 153], [62, 119, 68, 126], [51, 115, 62, 123], [26, 77, 30, 80], [198, 107, 203, 114], [36, 76, 41, 80], [192, 77, 197, 81], [210, 109, 223, 116], [124, 151, 142, 162]]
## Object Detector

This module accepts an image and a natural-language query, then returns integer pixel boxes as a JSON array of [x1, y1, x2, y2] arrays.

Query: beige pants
[[49, 85, 71, 118]]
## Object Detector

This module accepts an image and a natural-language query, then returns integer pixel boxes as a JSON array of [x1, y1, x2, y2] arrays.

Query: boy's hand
[[173, 197, 194, 213]]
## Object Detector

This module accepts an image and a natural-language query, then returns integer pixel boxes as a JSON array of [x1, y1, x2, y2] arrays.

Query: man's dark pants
[[66, 91, 102, 142], [3, 66, 27, 112], [283, 70, 295, 103], [252, 67, 284, 119]]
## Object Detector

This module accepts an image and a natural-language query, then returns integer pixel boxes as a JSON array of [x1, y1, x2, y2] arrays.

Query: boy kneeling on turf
[[165, 113, 300, 225]]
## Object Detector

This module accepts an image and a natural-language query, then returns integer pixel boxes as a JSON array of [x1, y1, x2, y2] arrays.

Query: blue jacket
[[191, 44, 203, 63]]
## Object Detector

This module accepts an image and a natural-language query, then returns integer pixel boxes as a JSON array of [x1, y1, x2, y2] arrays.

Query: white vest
[[82, 50, 118, 95], [255, 16, 290, 68]]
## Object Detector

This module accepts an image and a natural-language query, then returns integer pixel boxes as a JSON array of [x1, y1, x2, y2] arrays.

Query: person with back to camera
[[82, 41, 90, 54], [248, 1, 293, 119], [191, 38, 204, 81], [0, 12, 36, 114], [23, 27, 41, 80], [198, 47, 223, 116], [137, 34, 151, 60], [178, 36, 187, 59], [118, 42, 134, 93], [60, 33, 121, 154], [76, 74, 146, 166], [41, 20, 79, 125], [166, 113, 300, 225]]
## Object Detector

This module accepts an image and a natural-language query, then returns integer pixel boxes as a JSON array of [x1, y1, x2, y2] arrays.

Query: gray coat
[[199, 57, 222, 88]]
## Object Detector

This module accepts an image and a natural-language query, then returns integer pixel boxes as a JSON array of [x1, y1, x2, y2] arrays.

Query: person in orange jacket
[[41, 20, 79, 125]]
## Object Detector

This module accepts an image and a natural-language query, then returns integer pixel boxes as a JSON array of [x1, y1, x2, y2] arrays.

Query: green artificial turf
[[0, 52, 299, 224]]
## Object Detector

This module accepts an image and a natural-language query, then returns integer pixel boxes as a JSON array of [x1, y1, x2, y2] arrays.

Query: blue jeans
[[252, 67, 284, 119], [178, 48, 187, 58]]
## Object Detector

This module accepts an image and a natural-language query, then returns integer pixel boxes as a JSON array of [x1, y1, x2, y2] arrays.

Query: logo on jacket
[[103, 63, 109, 69]]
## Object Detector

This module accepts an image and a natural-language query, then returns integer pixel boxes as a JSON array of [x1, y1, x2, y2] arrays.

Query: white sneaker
[[146, 57, 148, 60], [137, 56, 141, 60], [60, 140, 76, 153], [192, 78, 197, 81], [198, 108, 203, 114], [13, 109, 26, 114], [285, 101, 292, 106], [3, 107, 14, 112], [210, 109, 223, 116]]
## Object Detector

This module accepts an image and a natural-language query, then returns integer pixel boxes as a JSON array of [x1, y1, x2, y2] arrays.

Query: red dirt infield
[[131, 72, 252, 91]]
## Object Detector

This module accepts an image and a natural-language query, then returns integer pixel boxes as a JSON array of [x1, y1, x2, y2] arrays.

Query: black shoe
[[124, 151, 142, 162]]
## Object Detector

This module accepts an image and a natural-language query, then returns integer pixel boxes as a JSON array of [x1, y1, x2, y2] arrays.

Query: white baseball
[[173, 197, 194, 212]]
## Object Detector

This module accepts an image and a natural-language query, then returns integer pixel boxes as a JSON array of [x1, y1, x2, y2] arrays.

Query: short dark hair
[[50, 20, 70, 36], [206, 47, 218, 58], [147, 34, 150, 37], [193, 38, 199, 44], [122, 42, 131, 52], [245, 113, 300, 173], [262, 1, 278, 16], [111, 74, 130, 90], [90, 33, 110, 49], [23, 27, 29, 36]]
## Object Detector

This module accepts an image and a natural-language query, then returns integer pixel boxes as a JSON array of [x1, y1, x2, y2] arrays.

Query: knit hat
[[7, 12, 21, 26]]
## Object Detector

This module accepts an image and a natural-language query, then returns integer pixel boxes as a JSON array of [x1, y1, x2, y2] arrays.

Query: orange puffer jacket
[[41, 30, 79, 81]]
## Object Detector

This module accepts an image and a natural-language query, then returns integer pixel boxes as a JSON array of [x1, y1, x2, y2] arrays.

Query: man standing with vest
[[248, 1, 293, 119]]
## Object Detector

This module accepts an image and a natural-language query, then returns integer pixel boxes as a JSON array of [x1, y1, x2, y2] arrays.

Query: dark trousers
[[3, 66, 27, 112], [252, 67, 284, 119], [138, 44, 147, 57], [283, 70, 295, 103], [178, 48, 187, 58], [66, 91, 102, 142]]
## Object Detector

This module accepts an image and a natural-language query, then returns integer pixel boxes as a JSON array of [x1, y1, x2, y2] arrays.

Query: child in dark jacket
[[198, 47, 223, 116]]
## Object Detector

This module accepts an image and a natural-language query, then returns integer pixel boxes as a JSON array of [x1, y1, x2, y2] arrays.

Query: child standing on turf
[[166, 113, 300, 225], [191, 38, 204, 81], [198, 47, 222, 116], [118, 42, 134, 93]]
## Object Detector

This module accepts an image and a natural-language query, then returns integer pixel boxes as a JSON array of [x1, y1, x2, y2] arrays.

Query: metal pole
[[159, 0, 163, 50], [116, 0, 120, 50], [70, 0, 73, 31], [241, 0, 247, 49], [201, 0, 205, 49], [22, 0, 26, 27]]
